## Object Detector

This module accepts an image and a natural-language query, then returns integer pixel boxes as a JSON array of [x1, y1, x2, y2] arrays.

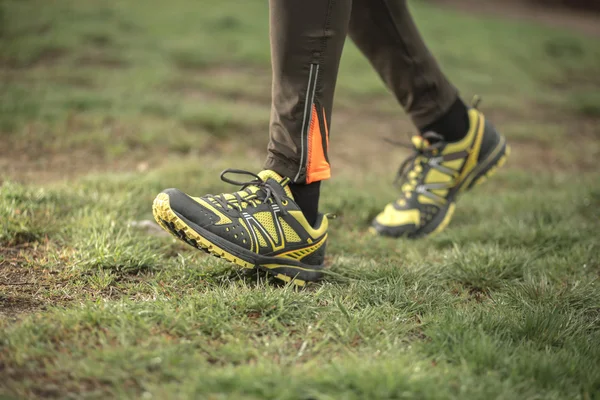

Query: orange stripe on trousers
[[306, 105, 331, 184]]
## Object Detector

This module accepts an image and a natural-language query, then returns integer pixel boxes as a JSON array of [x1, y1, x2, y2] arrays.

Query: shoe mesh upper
[[254, 211, 278, 239], [279, 217, 302, 243]]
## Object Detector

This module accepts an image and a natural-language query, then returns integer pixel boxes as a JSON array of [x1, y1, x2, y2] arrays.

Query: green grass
[[1, 166, 599, 399], [1, 0, 600, 398]]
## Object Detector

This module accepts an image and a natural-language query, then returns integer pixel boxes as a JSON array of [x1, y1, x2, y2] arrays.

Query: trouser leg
[[264, 0, 352, 184], [348, 0, 458, 129]]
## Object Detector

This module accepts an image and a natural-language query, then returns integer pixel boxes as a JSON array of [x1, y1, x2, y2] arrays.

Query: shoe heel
[[259, 263, 324, 287], [468, 143, 510, 190]]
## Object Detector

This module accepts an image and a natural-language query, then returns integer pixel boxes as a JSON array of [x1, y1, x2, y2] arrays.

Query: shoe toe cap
[[160, 188, 218, 228], [370, 204, 420, 238], [370, 219, 416, 238]]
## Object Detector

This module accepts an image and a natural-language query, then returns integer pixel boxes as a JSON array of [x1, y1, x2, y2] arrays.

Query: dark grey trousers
[[264, 0, 458, 183]]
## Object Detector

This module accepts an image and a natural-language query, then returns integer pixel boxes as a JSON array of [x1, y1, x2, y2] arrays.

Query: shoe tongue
[[257, 170, 294, 199]]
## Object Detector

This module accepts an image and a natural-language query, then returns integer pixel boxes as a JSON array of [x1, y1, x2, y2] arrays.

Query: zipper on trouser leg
[[295, 63, 320, 183]]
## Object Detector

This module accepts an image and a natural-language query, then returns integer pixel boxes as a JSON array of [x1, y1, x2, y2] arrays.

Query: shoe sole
[[152, 193, 324, 287], [409, 137, 510, 238]]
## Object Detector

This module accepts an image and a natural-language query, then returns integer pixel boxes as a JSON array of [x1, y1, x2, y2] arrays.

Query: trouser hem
[[264, 154, 303, 182], [411, 91, 459, 130]]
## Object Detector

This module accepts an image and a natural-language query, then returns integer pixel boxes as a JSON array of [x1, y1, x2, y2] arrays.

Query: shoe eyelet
[[282, 200, 288, 206]]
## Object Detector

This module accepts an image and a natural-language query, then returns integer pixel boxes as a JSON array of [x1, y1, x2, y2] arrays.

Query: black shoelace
[[211, 169, 288, 214]]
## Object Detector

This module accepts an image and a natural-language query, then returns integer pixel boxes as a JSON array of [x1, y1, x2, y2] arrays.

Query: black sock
[[421, 97, 470, 143], [289, 181, 321, 227]]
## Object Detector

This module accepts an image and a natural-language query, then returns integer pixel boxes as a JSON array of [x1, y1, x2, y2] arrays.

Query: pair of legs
[[153, 0, 509, 285]]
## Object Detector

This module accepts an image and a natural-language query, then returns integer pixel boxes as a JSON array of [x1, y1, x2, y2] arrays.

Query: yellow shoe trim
[[376, 204, 420, 228], [455, 109, 486, 183], [153, 193, 253, 269], [273, 273, 306, 287], [261, 263, 321, 274], [260, 265, 312, 287], [461, 139, 509, 193], [276, 235, 327, 260], [443, 109, 481, 154], [289, 210, 328, 238], [196, 198, 232, 225], [431, 203, 456, 236]]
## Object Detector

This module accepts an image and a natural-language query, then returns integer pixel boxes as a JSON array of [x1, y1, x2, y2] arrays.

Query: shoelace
[[386, 132, 445, 195], [211, 169, 289, 214], [388, 96, 481, 197]]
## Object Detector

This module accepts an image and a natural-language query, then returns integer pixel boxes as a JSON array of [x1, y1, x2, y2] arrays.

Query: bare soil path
[[431, 0, 600, 38]]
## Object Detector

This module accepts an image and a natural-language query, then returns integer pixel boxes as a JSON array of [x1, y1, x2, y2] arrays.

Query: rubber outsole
[[152, 193, 324, 287]]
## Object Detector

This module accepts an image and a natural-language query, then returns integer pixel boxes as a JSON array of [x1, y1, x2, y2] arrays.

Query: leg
[[348, 0, 467, 139], [153, 1, 353, 285], [264, 0, 352, 184], [350, 0, 510, 238], [264, 0, 352, 226]]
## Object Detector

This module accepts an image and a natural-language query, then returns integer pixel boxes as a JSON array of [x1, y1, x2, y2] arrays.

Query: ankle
[[289, 181, 321, 227], [421, 97, 470, 143]]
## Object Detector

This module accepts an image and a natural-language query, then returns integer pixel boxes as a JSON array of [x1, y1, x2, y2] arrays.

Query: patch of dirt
[[0, 146, 143, 184], [430, 0, 600, 37], [0, 296, 40, 318], [75, 53, 128, 68], [0, 244, 70, 320], [53, 75, 97, 89], [31, 47, 68, 66], [534, 0, 600, 13], [0, 367, 114, 399], [84, 33, 114, 48], [0, 46, 68, 69], [167, 65, 271, 103]]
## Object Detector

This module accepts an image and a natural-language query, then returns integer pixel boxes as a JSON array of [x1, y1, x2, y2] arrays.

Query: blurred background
[[1, 0, 598, 184], [1, 2, 599, 396]]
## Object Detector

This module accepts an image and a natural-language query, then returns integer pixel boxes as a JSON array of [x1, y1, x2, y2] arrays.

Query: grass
[[1, 0, 600, 398], [1, 167, 598, 399]]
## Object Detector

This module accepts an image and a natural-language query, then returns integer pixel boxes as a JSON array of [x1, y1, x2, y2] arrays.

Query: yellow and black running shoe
[[152, 169, 328, 286], [371, 106, 510, 238]]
